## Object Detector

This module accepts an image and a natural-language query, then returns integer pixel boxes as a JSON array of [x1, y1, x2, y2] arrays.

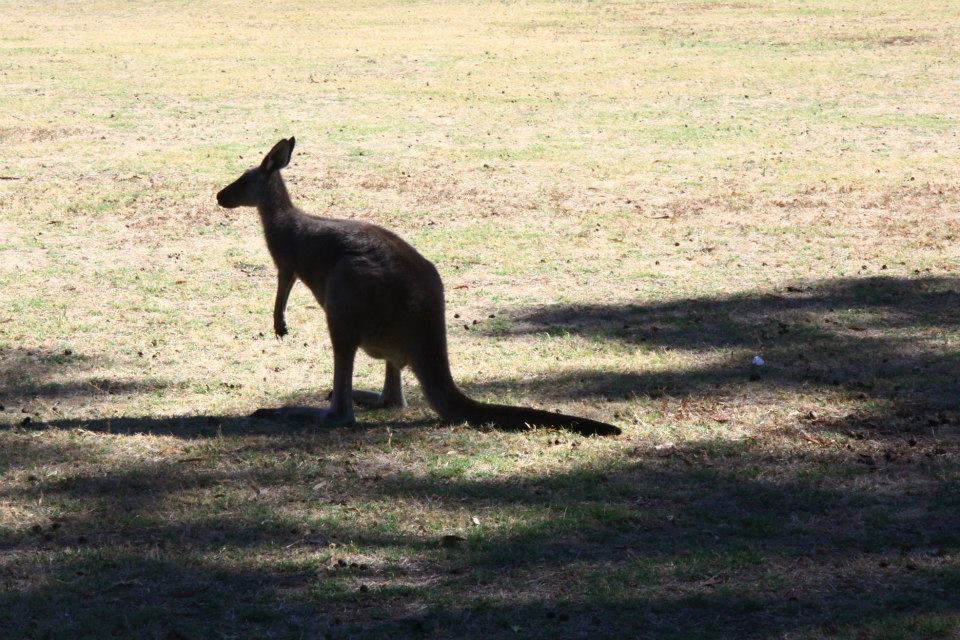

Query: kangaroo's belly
[[359, 341, 408, 367]]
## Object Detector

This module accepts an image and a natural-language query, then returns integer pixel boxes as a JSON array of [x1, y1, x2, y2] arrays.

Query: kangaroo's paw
[[250, 406, 355, 428], [378, 393, 406, 410], [351, 390, 385, 408], [326, 389, 405, 410]]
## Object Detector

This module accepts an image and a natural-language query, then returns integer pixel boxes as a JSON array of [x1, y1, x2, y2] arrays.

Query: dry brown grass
[[1, 0, 959, 638]]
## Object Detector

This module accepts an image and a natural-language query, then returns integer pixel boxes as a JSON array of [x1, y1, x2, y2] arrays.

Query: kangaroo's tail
[[410, 332, 621, 437]]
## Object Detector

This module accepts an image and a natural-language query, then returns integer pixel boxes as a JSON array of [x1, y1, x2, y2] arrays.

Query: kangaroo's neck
[[257, 172, 296, 225]]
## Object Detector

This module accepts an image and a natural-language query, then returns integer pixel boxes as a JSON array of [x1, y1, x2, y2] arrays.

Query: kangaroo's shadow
[[13, 411, 437, 441]]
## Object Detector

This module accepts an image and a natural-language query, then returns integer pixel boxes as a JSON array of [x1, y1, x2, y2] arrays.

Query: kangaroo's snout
[[216, 182, 243, 209]]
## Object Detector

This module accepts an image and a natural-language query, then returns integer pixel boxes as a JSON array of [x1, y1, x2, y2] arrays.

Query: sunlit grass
[[1, 0, 959, 637]]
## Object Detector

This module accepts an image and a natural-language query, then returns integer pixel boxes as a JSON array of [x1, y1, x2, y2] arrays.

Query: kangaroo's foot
[[326, 389, 407, 410], [250, 405, 355, 428]]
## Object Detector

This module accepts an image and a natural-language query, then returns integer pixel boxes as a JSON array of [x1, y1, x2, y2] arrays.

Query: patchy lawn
[[1, 0, 959, 638]]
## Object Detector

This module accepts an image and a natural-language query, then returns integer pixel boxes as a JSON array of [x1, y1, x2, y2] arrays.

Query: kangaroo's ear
[[261, 137, 295, 173]]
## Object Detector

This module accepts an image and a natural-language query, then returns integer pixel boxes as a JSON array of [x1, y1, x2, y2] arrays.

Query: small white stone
[[752, 355, 766, 366]]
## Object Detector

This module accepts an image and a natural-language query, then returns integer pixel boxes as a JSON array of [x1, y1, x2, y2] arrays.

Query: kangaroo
[[216, 138, 621, 437]]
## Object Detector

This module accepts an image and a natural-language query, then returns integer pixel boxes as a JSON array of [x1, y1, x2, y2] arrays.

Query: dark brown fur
[[216, 138, 620, 436]]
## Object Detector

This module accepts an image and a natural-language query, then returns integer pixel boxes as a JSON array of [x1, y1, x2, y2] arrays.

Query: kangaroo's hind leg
[[377, 361, 406, 408], [252, 336, 359, 428], [333, 361, 406, 409]]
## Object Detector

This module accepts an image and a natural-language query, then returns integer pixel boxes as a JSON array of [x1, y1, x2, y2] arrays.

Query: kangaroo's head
[[216, 137, 296, 208]]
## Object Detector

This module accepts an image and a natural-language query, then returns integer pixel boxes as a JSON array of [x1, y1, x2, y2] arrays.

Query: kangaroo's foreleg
[[273, 270, 295, 339]]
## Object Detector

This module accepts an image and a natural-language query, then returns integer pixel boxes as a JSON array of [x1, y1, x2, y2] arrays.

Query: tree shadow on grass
[[473, 275, 960, 432], [3, 275, 960, 637], [0, 347, 171, 414], [2, 425, 958, 638]]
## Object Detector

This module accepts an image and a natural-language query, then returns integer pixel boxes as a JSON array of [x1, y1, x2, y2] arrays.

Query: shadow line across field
[[2, 275, 959, 637], [474, 274, 960, 434]]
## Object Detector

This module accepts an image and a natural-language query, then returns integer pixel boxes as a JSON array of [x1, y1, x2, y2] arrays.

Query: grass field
[[2, 0, 960, 637]]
